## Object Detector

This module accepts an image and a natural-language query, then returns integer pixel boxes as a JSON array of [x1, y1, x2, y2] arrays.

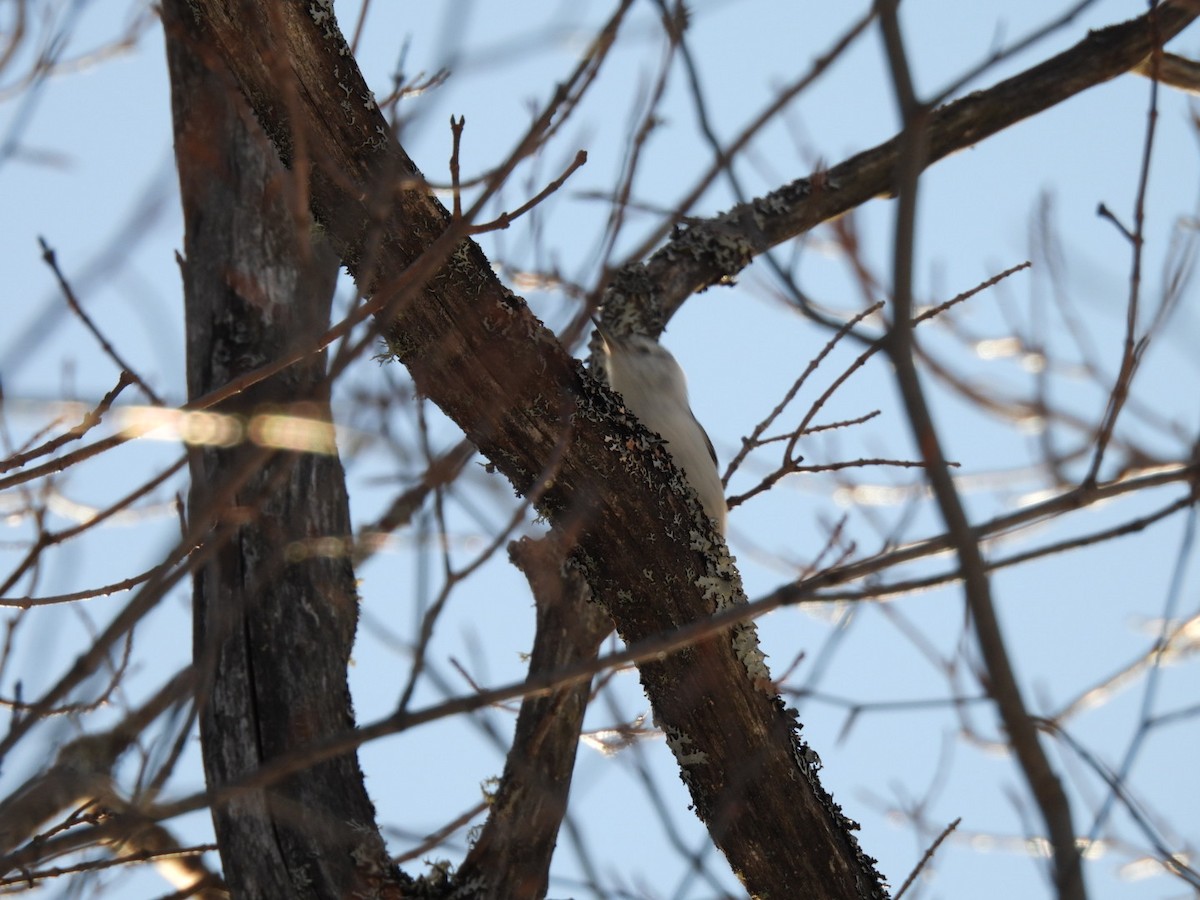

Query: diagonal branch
[[605, 0, 1199, 331], [186, 1, 887, 895], [181, 2, 1197, 896]]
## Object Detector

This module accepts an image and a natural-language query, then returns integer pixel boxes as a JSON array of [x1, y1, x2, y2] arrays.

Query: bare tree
[[2, 2, 1199, 898]]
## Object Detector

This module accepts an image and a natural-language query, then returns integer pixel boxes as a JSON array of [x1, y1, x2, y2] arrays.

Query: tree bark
[[455, 537, 612, 899], [174, 1, 891, 896], [168, 1, 1196, 896], [163, 6, 407, 897]]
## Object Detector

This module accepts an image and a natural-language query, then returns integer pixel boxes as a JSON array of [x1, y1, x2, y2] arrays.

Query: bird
[[593, 319, 727, 536]]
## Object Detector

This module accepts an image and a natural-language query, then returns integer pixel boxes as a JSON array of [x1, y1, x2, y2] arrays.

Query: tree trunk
[[164, 6, 407, 897]]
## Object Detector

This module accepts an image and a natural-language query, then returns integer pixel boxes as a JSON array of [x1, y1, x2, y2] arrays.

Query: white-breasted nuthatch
[[593, 320, 727, 536]]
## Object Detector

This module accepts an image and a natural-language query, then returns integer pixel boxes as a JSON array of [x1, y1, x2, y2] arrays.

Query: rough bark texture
[[183, 2, 889, 896], [163, 6, 406, 898], [639, 1, 1200, 325], [167, 3, 880, 897], [171, 1, 1195, 897]]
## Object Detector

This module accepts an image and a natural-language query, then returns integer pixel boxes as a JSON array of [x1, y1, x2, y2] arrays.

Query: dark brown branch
[[893, 817, 960, 899], [766, 459, 1198, 604], [0, 561, 167, 609], [1085, 34, 1162, 483], [802, 491, 1196, 605], [456, 536, 611, 898], [449, 115, 464, 220], [185, 1, 886, 895], [0, 455, 187, 596], [466, 149, 588, 234], [614, 0, 1199, 330]]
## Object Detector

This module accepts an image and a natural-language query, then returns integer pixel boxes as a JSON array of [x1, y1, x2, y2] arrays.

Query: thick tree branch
[[186, 1, 886, 895], [607, 0, 1199, 331]]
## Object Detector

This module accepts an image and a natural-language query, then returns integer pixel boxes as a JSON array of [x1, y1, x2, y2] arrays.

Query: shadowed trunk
[[164, 6, 406, 897]]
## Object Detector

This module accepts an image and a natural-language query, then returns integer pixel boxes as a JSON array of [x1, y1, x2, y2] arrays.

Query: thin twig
[[0, 372, 131, 474], [449, 115, 464, 220], [466, 150, 588, 235], [894, 817, 961, 899], [38, 238, 164, 406], [1085, 33, 1162, 484]]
